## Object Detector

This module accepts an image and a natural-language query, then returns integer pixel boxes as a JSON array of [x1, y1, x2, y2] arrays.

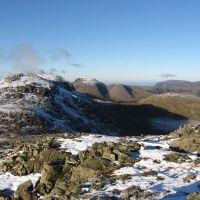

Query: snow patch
[[76, 78, 99, 86], [58, 134, 119, 155], [0, 172, 41, 191], [106, 135, 200, 199], [0, 74, 53, 89]]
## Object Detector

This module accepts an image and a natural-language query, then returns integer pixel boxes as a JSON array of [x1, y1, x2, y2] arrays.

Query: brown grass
[[140, 93, 200, 120]]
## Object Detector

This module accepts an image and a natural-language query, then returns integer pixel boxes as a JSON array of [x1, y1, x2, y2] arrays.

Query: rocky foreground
[[0, 125, 199, 200]]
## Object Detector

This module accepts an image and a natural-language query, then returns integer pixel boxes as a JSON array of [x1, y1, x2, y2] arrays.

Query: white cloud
[[9, 43, 43, 68], [159, 73, 176, 78]]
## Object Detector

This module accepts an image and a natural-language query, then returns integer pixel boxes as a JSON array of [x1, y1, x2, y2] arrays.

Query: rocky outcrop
[[187, 192, 200, 200], [14, 180, 35, 199], [164, 152, 192, 163], [170, 125, 200, 154], [0, 136, 141, 199]]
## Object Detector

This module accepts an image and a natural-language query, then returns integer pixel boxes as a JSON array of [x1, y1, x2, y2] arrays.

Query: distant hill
[[73, 78, 200, 102], [152, 80, 200, 97], [156, 80, 200, 88], [73, 78, 109, 100], [73, 77, 154, 102], [108, 84, 153, 102]]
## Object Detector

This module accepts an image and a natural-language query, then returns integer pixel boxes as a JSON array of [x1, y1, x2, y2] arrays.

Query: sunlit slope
[[140, 93, 200, 120]]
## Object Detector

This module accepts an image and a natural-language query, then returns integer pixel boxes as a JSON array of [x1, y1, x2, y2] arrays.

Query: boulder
[[71, 158, 114, 182], [122, 186, 143, 199], [164, 153, 191, 163], [40, 162, 63, 184], [14, 180, 33, 199], [187, 192, 200, 200], [140, 170, 157, 177], [170, 125, 200, 154], [183, 172, 196, 183]]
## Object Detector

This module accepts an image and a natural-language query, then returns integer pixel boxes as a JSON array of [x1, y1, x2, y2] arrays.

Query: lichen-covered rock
[[140, 170, 157, 177], [164, 153, 191, 163], [0, 137, 69, 176], [14, 180, 33, 199], [0, 135, 142, 199], [122, 186, 143, 199], [170, 125, 200, 154], [77, 140, 141, 165], [187, 192, 200, 200], [71, 158, 114, 182]]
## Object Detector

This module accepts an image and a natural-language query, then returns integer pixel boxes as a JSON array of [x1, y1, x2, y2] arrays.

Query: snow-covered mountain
[[0, 73, 116, 134]]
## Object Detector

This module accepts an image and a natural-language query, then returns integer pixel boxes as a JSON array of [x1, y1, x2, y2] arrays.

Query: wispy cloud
[[69, 62, 83, 67], [0, 44, 84, 75], [51, 48, 72, 60], [159, 73, 176, 78], [9, 43, 43, 68]]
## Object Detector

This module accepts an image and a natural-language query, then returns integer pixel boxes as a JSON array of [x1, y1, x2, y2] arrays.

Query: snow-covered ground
[[58, 134, 119, 154], [0, 172, 41, 191], [0, 74, 54, 89], [58, 134, 200, 199], [0, 134, 199, 199], [107, 137, 200, 200]]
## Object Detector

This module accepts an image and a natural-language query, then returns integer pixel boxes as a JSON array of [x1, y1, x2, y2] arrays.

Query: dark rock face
[[0, 73, 117, 134]]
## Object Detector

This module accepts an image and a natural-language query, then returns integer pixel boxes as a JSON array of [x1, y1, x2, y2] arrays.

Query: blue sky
[[0, 0, 200, 85]]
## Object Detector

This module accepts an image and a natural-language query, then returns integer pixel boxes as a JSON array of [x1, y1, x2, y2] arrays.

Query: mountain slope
[[0, 73, 116, 134], [140, 93, 200, 120], [107, 84, 153, 102]]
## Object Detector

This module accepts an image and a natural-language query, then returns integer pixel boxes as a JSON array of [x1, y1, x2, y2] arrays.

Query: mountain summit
[[73, 77, 109, 100]]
